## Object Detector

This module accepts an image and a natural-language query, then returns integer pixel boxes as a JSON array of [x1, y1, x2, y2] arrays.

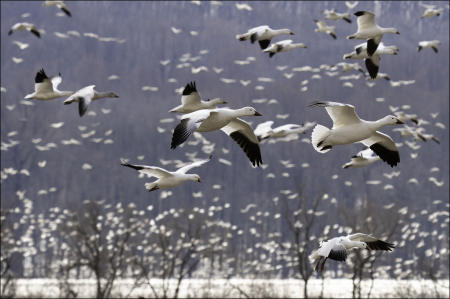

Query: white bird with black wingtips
[[121, 156, 211, 191], [347, 11, 399, 57], [42, 0, 71, 17], [309, 101, 403, 167], [323, 8, 352, 23], [417, 40, 440, 53], [314, 19, 337, 39], [171, 107, 263, 167], [63, 85, 119, 117], [310, 233, 395, 272], [262, 39, 307, 57], [236, 25, 294, 50], [8, 22, 41, 38], [169, 81, 228, 113], [342, 147, 380, 168], [343, 42, 399, 79], [25, 69, 73, 100]]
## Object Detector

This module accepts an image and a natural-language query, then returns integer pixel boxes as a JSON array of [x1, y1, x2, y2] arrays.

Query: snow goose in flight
[[421, 6, 444, 18], [313, 20, 337, 39], [43, 0, 71, 17], [323, 9, 352, 23], [309, 101, 403, 167], [347, 11, 399, 56], [342, 147, 380, 168], [310, 233, 395, 272], [8, 22, 41, 38], [121, 156, 211, 191], [343, 42, 398, 79], [236, 25, 294, 50], [63, 85, 119, 117], [255, 121, 315, 141], [393, 111, 418, 125], [169, 81, 227, 113], [25, 69, 73, 100], [262, 39, 307, 57], [417, 40, 440, 53], [171, 107, 263, 167]]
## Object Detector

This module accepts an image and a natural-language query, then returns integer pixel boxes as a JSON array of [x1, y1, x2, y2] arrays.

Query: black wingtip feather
[[366, 240, 395, 251], [182, 81, 197, 95], [31, 29, 41, 38], [365, 58, 379, 79], [367, 39, 378, 56], [230, 131, 263, 167], [171, 119, 191, 149], [370, 143, 400, 167], [354, 11, 366, 17], [258, 39, 271, 50], [35, 69, 48, 83], [61, 7, 71, 17]]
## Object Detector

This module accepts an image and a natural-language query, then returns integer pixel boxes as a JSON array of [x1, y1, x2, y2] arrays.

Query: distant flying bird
[[171, 107, 263, 167], [314, 20, 337, 39], [169, 82, 228, 113], [255, 121, 315, 141], [63, 85, 119, 117], [345, 1, 359, 10], [8, 22, 41, 38], [342, 147, 380, 168], [310, 233, 395, 272], [421, 6, 444, 18], [323, 9, 352, 23], [417, 40, 440, 53], [393, 111, 418, 125], [263, 39, 307, 57], [42, 0, 71, 17], [309, 101, 403, 167], [236, 25, 294, 50], [347, 11, 399, 56], [12, 40, 29, 50], [25, 69, 73, 100], [343, 42, 399, 79], [121, 156, 211, 191]]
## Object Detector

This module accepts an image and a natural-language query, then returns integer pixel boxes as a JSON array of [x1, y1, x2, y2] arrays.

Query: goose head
[[382, 115, 404, 125], [239, 106, 262, 116]]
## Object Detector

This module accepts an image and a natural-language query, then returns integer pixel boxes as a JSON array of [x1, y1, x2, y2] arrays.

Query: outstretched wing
[[176, 155, 212, 174], [360, 131, 400, 167], [308, 101, 361, 128], [171, 110, 211, 149], [181, 81, 201, 105], [354, 11, 376, 31], [51, 73, 62, 90], [120, 158, 172, 178], [348, 233, 395, 251], [221, 118, 263, 167], [34, 69, 54, 93]]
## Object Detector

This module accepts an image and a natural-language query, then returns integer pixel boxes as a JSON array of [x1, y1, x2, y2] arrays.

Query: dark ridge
[[230, 131, 263, 167], [432, 46, 438, 53], [182, 81, 197, 95], [258, 39, 271, 50], [365, 58, 379, 79], [370, 143, 400, 167]]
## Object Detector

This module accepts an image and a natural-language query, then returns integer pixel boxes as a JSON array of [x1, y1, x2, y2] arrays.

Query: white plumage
[[262, 39, 307, 57], [63, 85, 119, 117], [169, 81, 227, 113], [24, 69, 73, 100], [236, 25, 294, 50]]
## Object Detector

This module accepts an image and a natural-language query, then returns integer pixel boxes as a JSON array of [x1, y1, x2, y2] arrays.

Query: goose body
[[169, 81, 227, 113], [25, 69, 73, 100], [342, 147, 380, 168], [236, 25, 294, 50], [43, 0, 71, 17], [8, 22, 41, 38], [417, 40, 440, 53], [421, 7, 443, 18], [314, 20, 337, 39], [347, 11, 399, 56], [263, 39, 307, 57], [63, 85, 119, 117], [323, 9, 352, 23], [310, 233, 395, 272], [171, 107, 263, 166], [121, 156, 211, 191], [309, 101, 403, 167]]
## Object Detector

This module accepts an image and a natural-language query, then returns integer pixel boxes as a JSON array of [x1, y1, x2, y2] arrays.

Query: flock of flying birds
[[4, 1, 447, 273]]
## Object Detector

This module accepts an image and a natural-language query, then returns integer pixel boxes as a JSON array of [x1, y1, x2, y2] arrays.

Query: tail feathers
[[311, 124, 331, 153]]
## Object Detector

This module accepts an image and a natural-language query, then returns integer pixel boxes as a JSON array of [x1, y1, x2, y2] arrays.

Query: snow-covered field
[[2, 278, 449, 298]]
